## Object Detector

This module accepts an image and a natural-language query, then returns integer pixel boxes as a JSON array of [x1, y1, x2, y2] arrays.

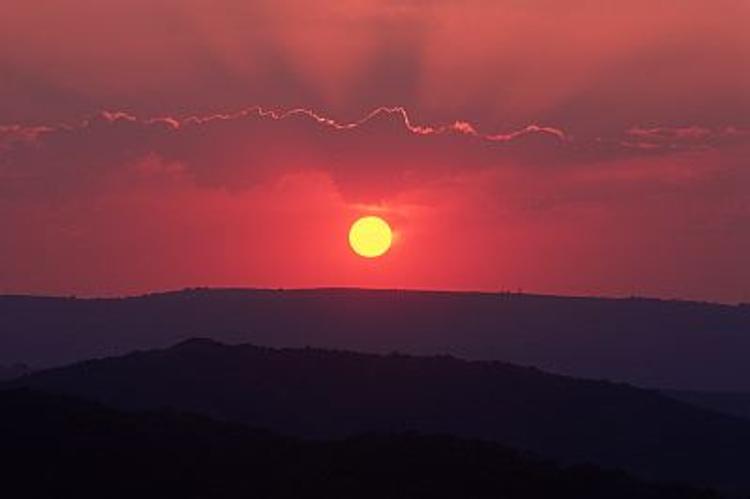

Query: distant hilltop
[[0, 363, 31, 381], [1, 287, 749, 390], [7, 286, 746, 305]]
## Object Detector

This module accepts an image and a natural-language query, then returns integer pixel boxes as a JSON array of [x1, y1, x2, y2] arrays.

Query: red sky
[[1, 0, 749, 301]]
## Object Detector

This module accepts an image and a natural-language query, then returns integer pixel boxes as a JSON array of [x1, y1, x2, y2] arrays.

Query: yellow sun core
[[349, 216, 393, 258]]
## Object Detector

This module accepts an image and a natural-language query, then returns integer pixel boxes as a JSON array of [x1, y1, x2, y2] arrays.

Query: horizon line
[[1, 285, 746, 307]]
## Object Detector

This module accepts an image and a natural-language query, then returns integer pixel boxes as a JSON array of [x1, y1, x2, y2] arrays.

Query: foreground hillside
[[2, 288, 750, 390], [0, 363, 30, 380], [666, 390, 750, 421], [0, 388, 721, 499], [10, 339, 750, 492]]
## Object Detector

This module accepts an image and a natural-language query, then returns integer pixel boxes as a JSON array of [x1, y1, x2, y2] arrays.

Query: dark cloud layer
[[3, 107, 747, 201]]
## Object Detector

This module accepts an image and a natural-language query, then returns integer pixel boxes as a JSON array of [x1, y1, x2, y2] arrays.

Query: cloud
[[5, 106, 747, 203], [0, 107, 558, 199]]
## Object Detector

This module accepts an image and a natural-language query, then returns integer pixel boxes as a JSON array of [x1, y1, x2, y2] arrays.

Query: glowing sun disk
[[349, 216, 393, 258]]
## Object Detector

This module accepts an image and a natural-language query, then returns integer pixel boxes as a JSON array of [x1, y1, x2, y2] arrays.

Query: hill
[[2, 288, 750, 390], [665, 390, 750, 421], [9, 339, 750, 492], [0, 363, 31, 381], [0, 388, 720, 499]]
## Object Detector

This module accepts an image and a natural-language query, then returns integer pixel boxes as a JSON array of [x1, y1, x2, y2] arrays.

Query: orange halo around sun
[[349, 216, 393, 258]]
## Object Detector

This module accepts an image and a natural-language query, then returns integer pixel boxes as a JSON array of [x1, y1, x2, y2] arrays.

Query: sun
[[349, 216, 393, 258]]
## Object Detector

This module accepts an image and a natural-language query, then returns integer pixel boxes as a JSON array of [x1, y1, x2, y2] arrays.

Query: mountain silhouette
[[0, 388, 721, 499], [665, 390, 750, 421], [9, 339, 750, 493], [0, 363, 30, 381], [2, 288, 750, 390]]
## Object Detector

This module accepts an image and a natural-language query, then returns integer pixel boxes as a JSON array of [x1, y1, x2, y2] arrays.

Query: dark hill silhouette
[[9, 339, 750, 493], [665, 390, 750, 421], [2, 288, 750, 390], [0, 388, 720, 499], [0, 363, 30, 381]]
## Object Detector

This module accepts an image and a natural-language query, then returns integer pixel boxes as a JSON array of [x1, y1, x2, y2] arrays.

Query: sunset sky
[[1, 0, 749, 301]]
